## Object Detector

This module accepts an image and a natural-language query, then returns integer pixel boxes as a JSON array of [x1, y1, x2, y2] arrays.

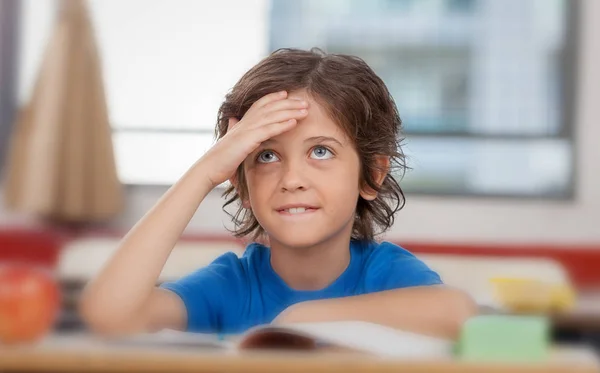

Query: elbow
[[78, 296, 113, 336], [79, 308, 138, 337], [78, 293, 138, 337], [443, 288, 479, 340]]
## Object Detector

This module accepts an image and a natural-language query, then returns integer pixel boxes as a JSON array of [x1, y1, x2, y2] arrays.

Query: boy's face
[[243, 90, 368, 249]]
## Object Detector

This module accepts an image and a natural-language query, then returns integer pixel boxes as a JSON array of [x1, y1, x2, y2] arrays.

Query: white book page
[[248, 321, 454, 358]]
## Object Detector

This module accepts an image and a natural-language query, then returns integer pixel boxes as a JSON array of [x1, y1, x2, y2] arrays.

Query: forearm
[[79, 157, 215, 330], [276, 286, 477, 340]]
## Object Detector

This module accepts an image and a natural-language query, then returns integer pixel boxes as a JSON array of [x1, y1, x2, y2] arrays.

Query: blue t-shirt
[[160, 240, 442, 334]]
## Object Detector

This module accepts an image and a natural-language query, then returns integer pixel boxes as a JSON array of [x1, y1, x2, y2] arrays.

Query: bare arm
[[78, 160, 216, 335], [79, 91, 309, 335], [273, 286, 477, 340]]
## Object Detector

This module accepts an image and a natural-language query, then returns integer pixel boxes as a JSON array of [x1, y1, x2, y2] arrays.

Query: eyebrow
[[260, 136, 344, 148]]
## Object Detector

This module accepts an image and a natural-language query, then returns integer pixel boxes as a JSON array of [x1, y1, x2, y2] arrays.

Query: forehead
[[273, 90, 349, 145]]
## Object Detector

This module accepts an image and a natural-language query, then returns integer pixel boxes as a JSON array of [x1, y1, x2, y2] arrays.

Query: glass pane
[[113, 132, 216, 185], [358, 48, 471, 133], [269, 0, 568, 136], [400, 137, 572, 197]]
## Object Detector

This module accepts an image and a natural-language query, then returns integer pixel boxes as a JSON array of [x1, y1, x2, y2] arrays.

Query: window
[[270, 0, 574, 197], [19, 0, 574, 197]]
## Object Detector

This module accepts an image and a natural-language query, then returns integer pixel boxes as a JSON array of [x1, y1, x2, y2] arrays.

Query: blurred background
[[0, 0, 598, 357]]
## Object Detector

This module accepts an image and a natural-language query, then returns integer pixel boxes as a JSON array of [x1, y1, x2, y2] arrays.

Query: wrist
[[191, 156, 221, 191]]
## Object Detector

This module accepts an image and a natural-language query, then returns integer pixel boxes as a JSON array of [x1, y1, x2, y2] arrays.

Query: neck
[[268, 228, 353, 291]]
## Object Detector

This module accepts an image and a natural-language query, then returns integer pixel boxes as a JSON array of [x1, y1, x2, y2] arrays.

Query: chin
[[266, 229, 329, 249], [268, 225, 353, 250], [259, 214, 356, 248], [273, 237, 324, 250]]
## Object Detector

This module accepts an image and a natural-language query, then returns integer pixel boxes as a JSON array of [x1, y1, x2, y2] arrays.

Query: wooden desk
[[1, 334, 598, 373]]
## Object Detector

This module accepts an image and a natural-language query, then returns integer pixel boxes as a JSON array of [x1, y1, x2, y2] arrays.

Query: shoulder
[[362, 240, 419, 259], [189, 241, 270, 277], [241, 242, 269, 261], [159, 247, 259, 333], [359, 240, 443, 290], [360, 240, 422, 267], [161, 250, 246, 292]]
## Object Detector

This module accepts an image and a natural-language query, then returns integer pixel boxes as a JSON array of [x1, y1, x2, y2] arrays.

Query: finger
[[255, 118, 299, 140], [260, 98, 308, 113], [227, 117, 239, 132], [251, 91, 288, 110], [259, 108, 308, 126]]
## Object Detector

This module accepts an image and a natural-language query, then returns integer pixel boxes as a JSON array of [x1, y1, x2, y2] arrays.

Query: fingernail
[[300, 109, 307, 114], [280, 91, 287, 96]]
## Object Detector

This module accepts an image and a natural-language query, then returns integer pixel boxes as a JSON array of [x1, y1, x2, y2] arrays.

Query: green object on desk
[[456, 315, 550, 362]]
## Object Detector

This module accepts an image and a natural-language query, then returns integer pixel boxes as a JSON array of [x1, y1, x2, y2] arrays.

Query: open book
[[107, 321, 454, 358]]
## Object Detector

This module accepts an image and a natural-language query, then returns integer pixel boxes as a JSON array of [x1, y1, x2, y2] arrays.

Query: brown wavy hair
[[215, 48, 407, 242]]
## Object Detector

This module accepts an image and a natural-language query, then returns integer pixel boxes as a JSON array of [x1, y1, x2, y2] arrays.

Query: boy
[[80, 48, 476, 339]]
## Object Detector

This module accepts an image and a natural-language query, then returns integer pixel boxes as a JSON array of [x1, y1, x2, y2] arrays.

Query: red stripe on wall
[[401, 242, 600, 290]]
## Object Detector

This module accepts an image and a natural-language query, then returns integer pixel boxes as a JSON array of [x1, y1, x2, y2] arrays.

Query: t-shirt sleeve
[[365, 242, 443, 292], [159, 252, 246, 333]]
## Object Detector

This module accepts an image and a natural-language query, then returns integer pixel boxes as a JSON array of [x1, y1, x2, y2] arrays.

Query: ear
[[359, 156, 390, 201], [229, 173, 251, 209]]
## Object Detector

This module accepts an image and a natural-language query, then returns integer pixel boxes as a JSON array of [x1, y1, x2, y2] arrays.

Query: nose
[[280, 159, 307, 192]]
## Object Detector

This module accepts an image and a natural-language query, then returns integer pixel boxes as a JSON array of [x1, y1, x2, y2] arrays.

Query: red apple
[[0, 264, 61, 344]]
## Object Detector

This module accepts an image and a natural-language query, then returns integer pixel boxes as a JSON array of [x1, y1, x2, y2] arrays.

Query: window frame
[[0, 0, 20, 173]]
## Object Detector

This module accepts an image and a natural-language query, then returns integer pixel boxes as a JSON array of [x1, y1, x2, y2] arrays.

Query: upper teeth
[[285, 207, 307, 214]]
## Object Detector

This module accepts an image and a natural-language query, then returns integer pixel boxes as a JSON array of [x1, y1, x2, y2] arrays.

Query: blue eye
[[310, 146, 333, 160], [257, 150, 279, 163]]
